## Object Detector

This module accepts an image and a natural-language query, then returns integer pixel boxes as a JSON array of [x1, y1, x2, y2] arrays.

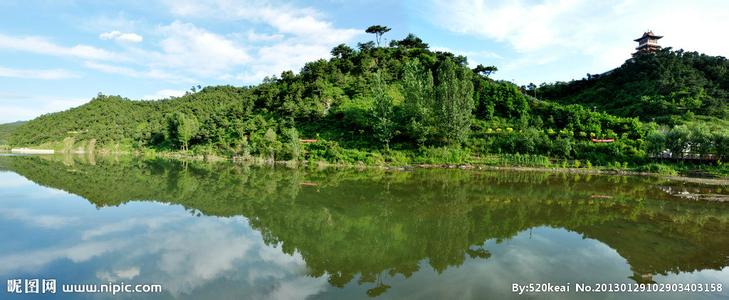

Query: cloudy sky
[[0, 0, 727, 123]]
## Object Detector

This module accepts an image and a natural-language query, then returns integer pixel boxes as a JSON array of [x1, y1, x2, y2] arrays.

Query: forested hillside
[[537, 49, 729, 125], [0, 121, 26, 145], [8, 30, 729, 170]]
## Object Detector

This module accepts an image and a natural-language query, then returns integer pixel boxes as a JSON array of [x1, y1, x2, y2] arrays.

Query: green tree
[[283, 127, 302, 161], [552, 137, 572, 158], [390, 33, 429, 49], [666, 125, 691, 158], [714, 130, 729, 160], [331, 44, 354, 59], [402, 59, 435, 145], [435, 58, 474, 145], [371, 72, 395, 149], [167, 112, 199, 151], [472, 64, 498, 77], [262, 128, 281, 161], [689, 124, 713, 157], [645, 130, 667, 157], [365, 25, 391, 47]]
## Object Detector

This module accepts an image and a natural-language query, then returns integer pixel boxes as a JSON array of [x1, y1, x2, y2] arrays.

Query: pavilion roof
[[634, 31, 663, 41]]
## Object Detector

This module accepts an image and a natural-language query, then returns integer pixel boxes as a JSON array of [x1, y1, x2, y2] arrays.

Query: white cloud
[[100, 30, 144, 43], [97, 266, 141, 282], [83, 61, 193, 83], [0, 33, 122, 61], [0, 0, 361, 91], [171, 0, 362, 45], [427, 0, 729, 79], [141, 89, 187, 100], [82, 21, 251, 82], [246, 30, 284, 42], [0, 239, 129, 275], [161, 0, 362, 83], [84, 14, 140, 33], [0, 207, 80, 228], [152, 21, 250, 77], [230, 42, 333, 83], [431, 46, 503, 67], [0, 66, 80, 80], [0, 1, 361, 122]]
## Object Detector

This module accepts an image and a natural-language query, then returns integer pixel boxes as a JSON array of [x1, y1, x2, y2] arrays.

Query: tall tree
[[371, 72, 395, 149], [365, 25, 391, 47], [645, 130, 667, 157], [262, 128, 280, 161], [666, 125, 691, 158], [167, 112, 199, 151], [435, 58, 474, 145], [402, 59, 434, 145]]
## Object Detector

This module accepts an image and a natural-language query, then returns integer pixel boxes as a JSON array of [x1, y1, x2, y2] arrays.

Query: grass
[[474, 154, 552, 168]]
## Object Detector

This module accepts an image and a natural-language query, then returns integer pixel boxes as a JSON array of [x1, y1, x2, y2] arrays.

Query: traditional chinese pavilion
[[633, 31, 662, 55]]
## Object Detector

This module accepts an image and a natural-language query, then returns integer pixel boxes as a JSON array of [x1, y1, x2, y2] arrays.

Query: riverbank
[[8, 146, 728, 184], [138, 150, 729, 185]]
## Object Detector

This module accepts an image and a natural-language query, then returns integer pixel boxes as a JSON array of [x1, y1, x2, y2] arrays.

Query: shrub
[[497, 154, 551, 167], [635, 163, 678, 175], [414, 146, 471, 164], [305, 140, 344, 162], [385, 150, 411, 166]]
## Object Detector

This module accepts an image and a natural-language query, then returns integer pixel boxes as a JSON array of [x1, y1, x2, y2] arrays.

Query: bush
[[191, 144, 216, 157], [339, 148, 385, 165], [635, 163, 678, 175], [385, 150, 411, 166], [496, 154, 551, 167], [305, 140, 344, 162], [414, 147, 471, 164]]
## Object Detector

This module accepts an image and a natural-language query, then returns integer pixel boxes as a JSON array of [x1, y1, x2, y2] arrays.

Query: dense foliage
[[7, 30, 728, 167], [537, 49, 729, 124], [0, 121, 25, 145]]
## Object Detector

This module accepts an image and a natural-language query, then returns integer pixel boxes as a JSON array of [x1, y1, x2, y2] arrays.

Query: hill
[[0, 121, 26, 145], [7, 31, 729, 170], [537, 49, 729, 125]]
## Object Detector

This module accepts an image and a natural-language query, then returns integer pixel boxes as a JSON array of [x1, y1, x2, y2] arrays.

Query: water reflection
[[0, 155, 728, 299]]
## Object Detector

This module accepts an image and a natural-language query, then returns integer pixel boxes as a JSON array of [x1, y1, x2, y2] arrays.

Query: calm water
[[0, 155, 728, 300]]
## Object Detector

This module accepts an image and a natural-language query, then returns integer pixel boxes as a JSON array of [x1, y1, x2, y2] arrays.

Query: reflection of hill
[[1, 155, 728, 290]]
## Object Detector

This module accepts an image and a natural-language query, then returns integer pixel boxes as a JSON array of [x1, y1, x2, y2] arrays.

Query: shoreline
[[6, 150, 728, 185], [150, 153, 729, 185], [387, 164, 729, 186]]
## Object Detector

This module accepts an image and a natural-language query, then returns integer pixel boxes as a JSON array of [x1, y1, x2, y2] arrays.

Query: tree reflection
[[1, 155, 728, 296]]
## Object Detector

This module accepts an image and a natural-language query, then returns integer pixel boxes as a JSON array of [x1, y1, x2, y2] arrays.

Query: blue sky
[[1, 0, 728, 123]]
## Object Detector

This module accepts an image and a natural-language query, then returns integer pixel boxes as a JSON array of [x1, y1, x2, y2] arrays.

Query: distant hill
[[0, 121, 26, 145], [537, 49, 729, 125]]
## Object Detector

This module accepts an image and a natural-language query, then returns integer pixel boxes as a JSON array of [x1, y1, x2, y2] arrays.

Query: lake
[[0, 154, 728, 299]]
